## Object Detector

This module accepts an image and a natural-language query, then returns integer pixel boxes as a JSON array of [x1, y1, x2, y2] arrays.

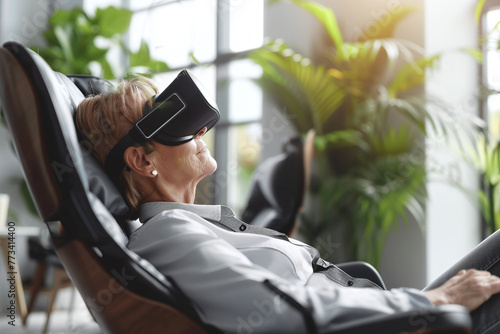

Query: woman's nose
[[195, 127, 208, 138]]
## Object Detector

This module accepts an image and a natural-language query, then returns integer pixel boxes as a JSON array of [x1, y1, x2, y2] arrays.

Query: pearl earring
[[152, 170, 158, 176]]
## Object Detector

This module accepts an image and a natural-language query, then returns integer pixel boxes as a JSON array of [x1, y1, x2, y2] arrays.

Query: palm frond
[[315, 130, 370, 152], [464, 134, 500, 185], [475, 0, 488, 24], [308, 152, 426, 265], [250, 41, 347, 133], [462, 48, 483, 63], [330, 39, 428, 97], [388, 54, 440, 97], [357, 5, 419, 41], [289, 0, 345, 60], [369, 124, 416, 156]]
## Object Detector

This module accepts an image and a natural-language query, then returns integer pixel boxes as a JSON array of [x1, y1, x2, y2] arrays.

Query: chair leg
[[42, 268, 67, 334], [26, 263, 47, 317], [67, 287, 76, 325]]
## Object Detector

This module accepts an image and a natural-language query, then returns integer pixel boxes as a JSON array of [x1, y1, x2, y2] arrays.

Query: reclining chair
[[0, 41, 472, 334], [242, 130, 315, 237]]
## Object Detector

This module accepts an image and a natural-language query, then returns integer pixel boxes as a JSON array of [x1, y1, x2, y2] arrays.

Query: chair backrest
[[241, 130, 315, 236], [0, 41, 213, 334]]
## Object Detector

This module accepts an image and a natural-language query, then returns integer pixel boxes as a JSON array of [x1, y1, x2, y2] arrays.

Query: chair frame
[[0, 42, 212, 334]]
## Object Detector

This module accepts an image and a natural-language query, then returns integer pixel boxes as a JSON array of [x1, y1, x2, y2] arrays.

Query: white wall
[[424, 0, 481, 284], [1, 0, 50, 46]]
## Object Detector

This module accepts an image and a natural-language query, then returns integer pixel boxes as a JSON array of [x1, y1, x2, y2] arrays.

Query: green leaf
[[53, 25, 73, 63], [49, 8, 86, 27], [251, 42, 347, 133], [462, 48, 483, 63], [388, 54, 440, 97], [36, 46, 64, 64], [127, 40, 169, 75], [129, 41, 151, 67], [85, 44, 109, 60], [370, 124, 415, 156], [189, 52, 201, 65], [289, 0, 344, 59], [148, 60, 170, 73], [43, 29, 58, 46], [358, 5, 418, 41], [74, 12, 94, 35], [475, 0, 488, 25], [99, 59, 115, 80], [315, 130, 368, 151], [95, 6, 132, 38], [478, 190, 491, 225]]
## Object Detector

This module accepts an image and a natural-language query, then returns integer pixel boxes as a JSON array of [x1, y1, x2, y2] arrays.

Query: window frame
[[480, 1, 500, 124]]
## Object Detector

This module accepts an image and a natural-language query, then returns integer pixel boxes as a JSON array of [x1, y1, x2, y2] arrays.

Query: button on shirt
[[127, 202, 433, 334]]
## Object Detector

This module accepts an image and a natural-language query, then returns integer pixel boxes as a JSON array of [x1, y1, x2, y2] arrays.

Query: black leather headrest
[[56, 74, 131, 220], [256, 151, 302, 211], [68, 74, 112, 97], [241, 136, 304, 234]]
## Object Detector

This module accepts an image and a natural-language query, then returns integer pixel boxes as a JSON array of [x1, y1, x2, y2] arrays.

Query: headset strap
[[104, 126, 147, 190]]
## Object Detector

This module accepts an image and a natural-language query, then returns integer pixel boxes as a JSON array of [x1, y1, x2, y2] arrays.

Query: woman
[[77, 73, 500, 334]]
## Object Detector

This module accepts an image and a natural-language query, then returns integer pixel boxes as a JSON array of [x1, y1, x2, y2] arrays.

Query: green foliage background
[[31, 6, 168, 79], [250, 0, 449, 266]]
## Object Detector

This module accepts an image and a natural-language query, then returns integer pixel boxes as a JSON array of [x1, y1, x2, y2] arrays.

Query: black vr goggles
[[105, 70, 220, 186]]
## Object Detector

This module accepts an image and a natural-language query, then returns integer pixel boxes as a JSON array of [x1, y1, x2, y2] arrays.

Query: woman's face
[[150, 127, 217, 187]]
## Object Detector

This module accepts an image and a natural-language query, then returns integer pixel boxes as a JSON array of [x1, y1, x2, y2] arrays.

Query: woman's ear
[[123, 146, 156, 177]]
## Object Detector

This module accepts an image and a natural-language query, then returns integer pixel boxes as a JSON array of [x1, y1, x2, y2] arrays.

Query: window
[[127, 1, 217, 69], [481, 3, 500, 140], [84, 0, 264, 213]]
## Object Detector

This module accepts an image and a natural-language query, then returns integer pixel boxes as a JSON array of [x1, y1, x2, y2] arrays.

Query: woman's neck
[[144, 181, 197, 204]]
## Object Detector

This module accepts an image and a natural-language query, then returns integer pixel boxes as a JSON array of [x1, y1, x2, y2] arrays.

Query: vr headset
[[105, 70, 220, 187]]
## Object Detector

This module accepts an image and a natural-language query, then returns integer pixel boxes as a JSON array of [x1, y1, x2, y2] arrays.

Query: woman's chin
[[200, 158, 217, 178], [207, 159, 217, 175]]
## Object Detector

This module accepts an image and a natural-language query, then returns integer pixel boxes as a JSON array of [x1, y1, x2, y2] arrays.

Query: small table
[[0, 225, 41, 325]]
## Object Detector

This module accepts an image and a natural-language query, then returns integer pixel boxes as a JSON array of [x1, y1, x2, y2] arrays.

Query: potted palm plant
[[250, 0, 451, 267]]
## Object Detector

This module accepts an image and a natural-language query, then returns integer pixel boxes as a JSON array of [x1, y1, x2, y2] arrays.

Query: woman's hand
[[424, 269, 500, 311]]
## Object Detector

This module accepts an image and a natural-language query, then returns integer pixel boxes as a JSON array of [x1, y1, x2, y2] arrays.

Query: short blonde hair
[[76, 77, 159, 215]]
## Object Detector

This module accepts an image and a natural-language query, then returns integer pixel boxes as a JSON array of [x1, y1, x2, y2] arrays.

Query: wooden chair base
[[26, 263, 73, 334], [55, 239, 208, 334]]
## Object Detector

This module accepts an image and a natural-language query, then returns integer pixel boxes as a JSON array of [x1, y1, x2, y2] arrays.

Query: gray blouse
[[127, 201, 432, 333]]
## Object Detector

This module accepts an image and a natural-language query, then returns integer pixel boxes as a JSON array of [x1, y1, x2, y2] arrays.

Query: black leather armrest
[[337, 261, 387, 290], [329, 305, 471, 334]]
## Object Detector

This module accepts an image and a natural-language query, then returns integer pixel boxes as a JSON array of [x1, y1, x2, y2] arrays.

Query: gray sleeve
[[128, 209, 433, 333]]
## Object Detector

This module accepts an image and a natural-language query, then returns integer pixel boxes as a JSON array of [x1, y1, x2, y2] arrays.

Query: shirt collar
[[139, 201, 223, 224]]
